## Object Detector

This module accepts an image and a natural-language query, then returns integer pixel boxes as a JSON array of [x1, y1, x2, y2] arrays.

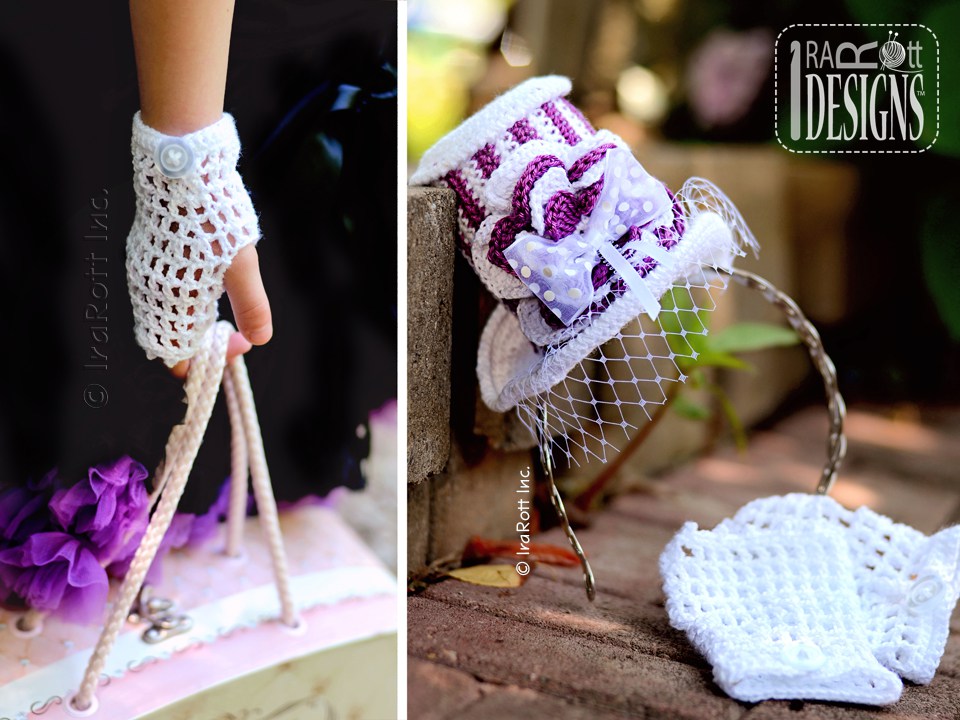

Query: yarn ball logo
[[880, 32, 908, 70], [775, 24, 939, 153]]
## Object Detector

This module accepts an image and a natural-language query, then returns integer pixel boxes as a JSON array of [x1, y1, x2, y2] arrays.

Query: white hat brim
[[477, 211, 734, 413]]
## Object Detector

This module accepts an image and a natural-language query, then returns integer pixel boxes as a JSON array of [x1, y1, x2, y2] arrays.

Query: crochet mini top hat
[[410, 76, 757, 461]]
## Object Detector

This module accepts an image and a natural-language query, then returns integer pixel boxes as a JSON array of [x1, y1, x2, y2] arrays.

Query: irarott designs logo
[[775, 24, 939, 153]]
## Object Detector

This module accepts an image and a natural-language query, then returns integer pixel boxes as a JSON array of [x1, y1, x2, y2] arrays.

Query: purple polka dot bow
[[503, 147, 673, 326]]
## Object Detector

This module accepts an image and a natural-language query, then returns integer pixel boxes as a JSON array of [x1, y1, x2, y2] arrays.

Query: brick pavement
[[408, 406, 960, 719]]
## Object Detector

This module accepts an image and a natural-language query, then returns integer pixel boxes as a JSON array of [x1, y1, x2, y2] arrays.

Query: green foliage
[[657, 287, 801, 447], [668, 320, 800, 449], [687, 350, 753, 372], [921, 185, 960, 341], [918, 3, 960, 156], [706, 382, 749, 452], [659, 288, 709, 363], [672, 394, 711, 421], [844, 0, 932, 25], [708, 322, 802, 354]]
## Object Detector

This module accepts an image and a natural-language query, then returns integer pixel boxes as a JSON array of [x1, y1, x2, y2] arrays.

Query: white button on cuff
[[781, 640, 826, 672], [155, 139, 195, 179], [907, 575, 944, 609]]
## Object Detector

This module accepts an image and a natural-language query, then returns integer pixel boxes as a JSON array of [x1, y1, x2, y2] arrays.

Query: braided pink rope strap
[[69, 321, 299, 714], [223, 368, 250, 558]]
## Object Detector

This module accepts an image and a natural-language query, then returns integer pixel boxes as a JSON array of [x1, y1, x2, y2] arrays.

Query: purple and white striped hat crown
[[410, 76, 757, 420]]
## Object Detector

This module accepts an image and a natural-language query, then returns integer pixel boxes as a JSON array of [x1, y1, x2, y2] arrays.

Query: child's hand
[[128, 1, 271, 378], [126, 113, 263, 369], [169, 244, 271, 379]]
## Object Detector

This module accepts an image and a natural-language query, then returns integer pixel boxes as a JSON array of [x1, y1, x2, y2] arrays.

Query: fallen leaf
[[447, 564, 524, 587], [463, 536, 579, 566]]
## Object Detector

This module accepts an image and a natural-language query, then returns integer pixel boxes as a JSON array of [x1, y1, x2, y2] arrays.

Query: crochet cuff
[[125, 112, 260, 365], [661, 522, 903, 705], [727, 494, 960, 684]]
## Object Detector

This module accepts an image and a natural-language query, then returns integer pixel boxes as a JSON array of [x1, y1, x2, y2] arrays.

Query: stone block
[[742, 674, 960, 720], [408, 406, 960, 720], [408, 596, 747, 719], [473, 401, 537, 453], [534, 508, 678, 603], [429, 446, 536, 561], [408, 478, 432, 579], [407, 187, 457, 484], [408, 659, 482, 720], [421, 574, 698, 667], [457, 685, 639, 720]]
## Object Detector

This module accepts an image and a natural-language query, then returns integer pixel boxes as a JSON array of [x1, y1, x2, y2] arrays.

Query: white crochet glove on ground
[[660, 520, 904, 705], [126, 112, 260, 366], [726, 494, 960, 684]]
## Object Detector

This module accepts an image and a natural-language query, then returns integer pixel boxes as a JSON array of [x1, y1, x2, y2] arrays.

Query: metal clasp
[[129, 587, 193, 645]]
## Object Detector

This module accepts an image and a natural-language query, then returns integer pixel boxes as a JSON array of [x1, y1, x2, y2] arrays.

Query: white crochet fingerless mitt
[[660, 521, 903, 705], [726, 494, 960, 684], [126, 112, 260, 365]]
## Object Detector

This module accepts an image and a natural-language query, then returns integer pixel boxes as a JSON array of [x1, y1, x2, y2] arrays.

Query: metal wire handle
[[532, 267, 845, 601], [536, 407, 596, 602], [719, 267, 847, 495]]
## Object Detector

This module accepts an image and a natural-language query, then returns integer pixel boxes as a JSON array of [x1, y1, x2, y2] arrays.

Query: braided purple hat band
[[410, 77, 687, 338], [411, 77, 598, 263]]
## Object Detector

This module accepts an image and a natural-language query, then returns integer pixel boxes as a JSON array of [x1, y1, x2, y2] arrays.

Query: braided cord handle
[[223, 368, 250, 559], [720, 267, 847, 495], [69, 322, 298, 714]]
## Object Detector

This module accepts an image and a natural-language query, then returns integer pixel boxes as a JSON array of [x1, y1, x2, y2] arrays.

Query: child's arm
[[130, 0, 272, 376]]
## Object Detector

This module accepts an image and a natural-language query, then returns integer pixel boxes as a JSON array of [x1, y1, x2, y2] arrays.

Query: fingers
[[167, 245, 266, 379], [170, 359, 190, 379], [168, 332, 253, 379], [227, 331, 254, 361], [224, 245, 273, 346]]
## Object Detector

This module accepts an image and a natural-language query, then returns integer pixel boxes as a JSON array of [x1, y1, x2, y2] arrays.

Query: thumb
[[224, 245, 273, 346], [168, 332, 252, 379]]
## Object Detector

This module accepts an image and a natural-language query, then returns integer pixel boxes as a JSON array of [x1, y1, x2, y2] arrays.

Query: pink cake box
[[0, 505, 397, 719]]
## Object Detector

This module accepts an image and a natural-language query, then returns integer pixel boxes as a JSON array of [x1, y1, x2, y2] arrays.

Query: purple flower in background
[[687, 28, 773, 129], [0, 532, 109, 624], [50, 457, 151, 566]]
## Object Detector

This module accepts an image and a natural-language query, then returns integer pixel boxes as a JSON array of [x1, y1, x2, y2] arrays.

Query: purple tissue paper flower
[[182, 477, 233, 548], [50, 457, 151, 566], [0, 532, 109, 624], [0, 470, 58, 543], [108, 477, 233, 586], [0, 466, 244, 620]]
